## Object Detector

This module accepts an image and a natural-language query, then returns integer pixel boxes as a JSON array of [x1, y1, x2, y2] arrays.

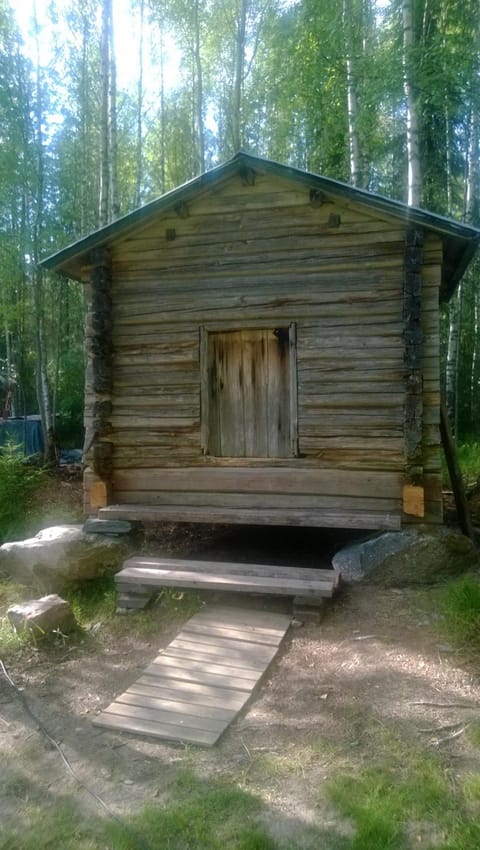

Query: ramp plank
[[93, 605, 291, 745]]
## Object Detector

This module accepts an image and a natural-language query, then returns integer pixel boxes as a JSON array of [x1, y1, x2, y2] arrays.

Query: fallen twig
[[431, 725, 470, 747], [410, 701, 475, 709], [418, 722, 466, 734]]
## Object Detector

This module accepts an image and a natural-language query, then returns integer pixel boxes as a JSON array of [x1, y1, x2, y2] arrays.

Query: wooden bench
[[115, 556, 341, 612]]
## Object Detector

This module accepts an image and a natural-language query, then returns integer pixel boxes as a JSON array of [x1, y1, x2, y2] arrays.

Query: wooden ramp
[[92, 605, 291, 746]]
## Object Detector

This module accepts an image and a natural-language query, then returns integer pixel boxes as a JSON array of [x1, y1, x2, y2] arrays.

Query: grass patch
[[442, 441, 480, 487], [438, 575, 480, 652], [64, 576, 201, 632], [466, 722, 480, 749], [0, 798, 105, 850], [0, 573, 202, 660], [326, 731, 480, 850], [105, 771, 281, 850], [0, 768, 308, 850]]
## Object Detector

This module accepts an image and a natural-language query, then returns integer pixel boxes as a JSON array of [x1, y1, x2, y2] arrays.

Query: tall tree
[[99, 0, 118, 224], [402, 0, 422, 205]]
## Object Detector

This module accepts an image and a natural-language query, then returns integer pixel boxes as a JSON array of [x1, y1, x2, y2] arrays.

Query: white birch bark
[[99, 0, 110, 226], [402, 0, 422, 205], [343, 0, 362, 186], [135, 0, 145, 207]]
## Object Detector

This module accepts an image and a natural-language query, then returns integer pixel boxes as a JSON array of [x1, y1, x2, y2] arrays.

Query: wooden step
[[115, 556, 341, 599], [99, 503, 401, 530]]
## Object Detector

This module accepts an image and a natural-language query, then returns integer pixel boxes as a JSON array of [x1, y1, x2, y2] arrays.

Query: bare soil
[[2, 522, 480, 848]]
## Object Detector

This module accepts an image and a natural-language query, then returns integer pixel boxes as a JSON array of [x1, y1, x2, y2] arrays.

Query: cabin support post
[[403, 226, 425, 518], [83, 248, 113, 513]]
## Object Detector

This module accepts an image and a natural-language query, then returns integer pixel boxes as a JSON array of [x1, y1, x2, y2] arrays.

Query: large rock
[[332, 527, 479, 586], [0, 524, 133, 593], [8, 594, 76, 635]]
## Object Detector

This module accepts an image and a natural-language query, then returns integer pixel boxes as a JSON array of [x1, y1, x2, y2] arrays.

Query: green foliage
[[62, 575, 201, 640], [0, 443, 45, 542], [63, 574, 118, 625], [454, 441, 480, 484], [439, 575, 480, 651]]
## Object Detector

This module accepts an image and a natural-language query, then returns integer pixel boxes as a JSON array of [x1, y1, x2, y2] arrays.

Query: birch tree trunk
[[231, 0, 247, 152], [108, 1, 119, 220], [99, 0, 111, 226], [343, 0, 362, 187], [402, 0, 422, 205], [192, 0, 205, 172], [135, 0, 145, 207], [32, 10, 55, 462]]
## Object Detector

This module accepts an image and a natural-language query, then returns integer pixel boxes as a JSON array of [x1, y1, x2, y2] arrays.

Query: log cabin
[[42, 153, 480, 532]]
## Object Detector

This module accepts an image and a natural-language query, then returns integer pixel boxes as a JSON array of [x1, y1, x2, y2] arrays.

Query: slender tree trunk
[[99, 0, 111, 225], [80, 12, 89, 232], [192, 0, 205, 171], [32, 6, 55, 462], [402, 0, 422, 205], [160, 37, 166, 193], [108, 0, 119, 219], [231, 0, 247, 152], [446, 285, 461, 434], [465, 105, 479, 226], [343, 0, 362, 186], [464, 99, 480, 434], [135, 0, 145, 207]]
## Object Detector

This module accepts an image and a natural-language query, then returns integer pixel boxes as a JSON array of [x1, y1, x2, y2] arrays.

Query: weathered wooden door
[[205, 327, 295, 457]]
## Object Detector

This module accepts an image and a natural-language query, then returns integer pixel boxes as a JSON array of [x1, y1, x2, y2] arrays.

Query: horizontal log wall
[[100, 171, 443, 526]]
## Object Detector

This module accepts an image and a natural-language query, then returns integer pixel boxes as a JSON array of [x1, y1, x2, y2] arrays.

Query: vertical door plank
[[206, 328, 293, 459]]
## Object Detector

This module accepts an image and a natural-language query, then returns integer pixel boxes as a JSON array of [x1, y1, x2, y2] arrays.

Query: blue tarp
[[0, 417, 44, 456]]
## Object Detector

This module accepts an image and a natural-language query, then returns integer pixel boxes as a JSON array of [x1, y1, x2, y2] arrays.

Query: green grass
[[0, 768, 307, 850], [0, 572, 201, 659], [438, 575, 480, 652], [326, 734, 480, 850], [106, 774, 276, 850], [442, 440, 480, 487]]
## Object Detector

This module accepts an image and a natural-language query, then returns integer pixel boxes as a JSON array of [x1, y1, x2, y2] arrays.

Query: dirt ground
[[2, 523, 480, 847]]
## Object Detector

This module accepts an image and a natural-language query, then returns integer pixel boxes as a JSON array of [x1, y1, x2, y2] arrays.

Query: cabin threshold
[[98, 503, 402, 531]]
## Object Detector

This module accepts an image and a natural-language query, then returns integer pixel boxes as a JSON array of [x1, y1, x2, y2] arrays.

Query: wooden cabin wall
[[84, 172, 443, 528]]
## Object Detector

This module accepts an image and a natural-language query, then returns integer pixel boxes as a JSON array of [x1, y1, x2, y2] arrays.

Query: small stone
[[124, 779, 134, 785], [7, 595, 76, 635], [83, 518, 142, 536]]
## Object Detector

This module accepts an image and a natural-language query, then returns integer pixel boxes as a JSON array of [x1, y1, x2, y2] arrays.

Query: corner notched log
[[84, 248, 113, 511], [403, 227, 424, 515]]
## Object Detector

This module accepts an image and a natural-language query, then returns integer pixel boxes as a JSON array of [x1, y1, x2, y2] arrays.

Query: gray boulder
[[332, 527, 479, 586], [8, 594, 76, 635], [0, 524, 133, 593]]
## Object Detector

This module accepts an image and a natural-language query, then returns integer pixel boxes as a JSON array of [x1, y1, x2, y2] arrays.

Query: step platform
[[115, 555, 340, 613], [93, 604, 291, 746]]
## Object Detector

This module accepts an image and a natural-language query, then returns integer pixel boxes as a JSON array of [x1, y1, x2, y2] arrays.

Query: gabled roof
[[41, 152, 480, 301]]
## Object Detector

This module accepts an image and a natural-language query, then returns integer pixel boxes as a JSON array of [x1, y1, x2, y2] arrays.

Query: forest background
[[0, 0, 478, 459]]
